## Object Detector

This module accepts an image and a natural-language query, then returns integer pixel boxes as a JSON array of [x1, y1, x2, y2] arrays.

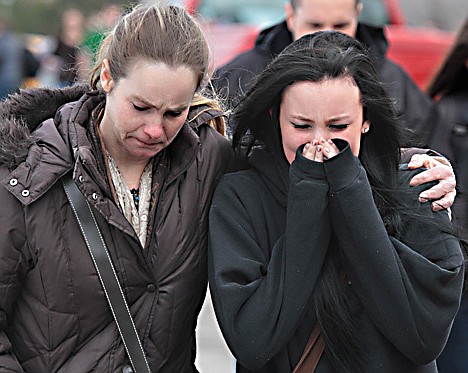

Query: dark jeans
[[437, 295, 468, 372]]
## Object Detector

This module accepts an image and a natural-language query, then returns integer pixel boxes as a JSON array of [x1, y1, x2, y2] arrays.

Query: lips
[[134, 138, 160, 147]]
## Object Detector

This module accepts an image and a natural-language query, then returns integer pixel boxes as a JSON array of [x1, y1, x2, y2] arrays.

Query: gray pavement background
[[196, 290, 235, 373]]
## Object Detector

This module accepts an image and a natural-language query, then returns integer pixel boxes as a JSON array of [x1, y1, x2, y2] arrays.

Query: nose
[[143, 118, 164, 140], [313, 127, 328, 141]]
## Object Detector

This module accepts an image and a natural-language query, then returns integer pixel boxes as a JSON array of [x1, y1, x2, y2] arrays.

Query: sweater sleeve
[[208, 156, 331, 369], [323, 144, 465, 365], [0, 173, 31, 372]]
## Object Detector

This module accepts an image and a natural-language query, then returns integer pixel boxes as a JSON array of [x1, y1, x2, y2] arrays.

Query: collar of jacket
[[355, 22, 388, 60], [254, 20, 388, 60], [255, 20, 292, 56]]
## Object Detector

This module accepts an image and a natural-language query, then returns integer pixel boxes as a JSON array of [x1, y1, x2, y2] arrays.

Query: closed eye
[[166, 111, 183, 118], [133, 103, 149, 112], [328, 124, 349, 131], [292, 122, 311, 129], [308, 23, 324, 29], [334, 23, 350, 30]]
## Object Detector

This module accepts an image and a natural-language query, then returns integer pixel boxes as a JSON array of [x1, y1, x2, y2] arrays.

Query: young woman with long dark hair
[[208, 31, 465, 372]]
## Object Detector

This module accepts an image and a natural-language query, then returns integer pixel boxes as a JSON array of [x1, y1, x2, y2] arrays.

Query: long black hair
[[233, 30, 405, 229], [232, 31, 407, 371]]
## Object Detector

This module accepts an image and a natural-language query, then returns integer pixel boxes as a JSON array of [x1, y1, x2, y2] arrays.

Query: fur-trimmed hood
[[0, 84, 88, 168]]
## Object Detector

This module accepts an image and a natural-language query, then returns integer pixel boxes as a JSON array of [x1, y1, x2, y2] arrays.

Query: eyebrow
[[291, 114, 351, 122], [132, 95, 188, 112], [292, 114, 313, 122], [327, 115, 351, 122]]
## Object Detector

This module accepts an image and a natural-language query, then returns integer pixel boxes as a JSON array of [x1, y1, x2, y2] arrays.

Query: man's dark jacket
[[213, 21, 437, 145]]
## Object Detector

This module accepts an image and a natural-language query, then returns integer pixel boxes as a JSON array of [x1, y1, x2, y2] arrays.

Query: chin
[[128, 148, 159, 160]]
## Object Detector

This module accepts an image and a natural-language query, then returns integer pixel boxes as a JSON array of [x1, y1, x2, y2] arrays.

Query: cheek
[[296, 26, 316, 39], [348, 137, 360, 156], [166, 119, 186, 140], [282, 129, 311, 163], [116, 105, 136, 128], [342, 131, 362, 156], [282, 127, 302, 149]]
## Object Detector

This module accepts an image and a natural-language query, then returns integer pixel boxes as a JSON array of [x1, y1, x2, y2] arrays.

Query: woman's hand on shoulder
[[302, 138, 339, 162], [407, 154, 456, 211]]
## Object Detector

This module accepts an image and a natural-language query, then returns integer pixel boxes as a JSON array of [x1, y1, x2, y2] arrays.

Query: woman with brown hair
[[0, 4, 230, 372]]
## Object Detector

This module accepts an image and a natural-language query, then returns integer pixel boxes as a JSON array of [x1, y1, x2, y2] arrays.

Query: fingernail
[[324, 147, 331, 153], [304, 143, 310, 150], [312, 140, 317, 146], [317, 147, 322, 152]]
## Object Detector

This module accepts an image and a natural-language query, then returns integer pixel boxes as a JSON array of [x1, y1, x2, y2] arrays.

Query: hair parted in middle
[[233, 30, 401, 187], [89, 3, 211, 91]]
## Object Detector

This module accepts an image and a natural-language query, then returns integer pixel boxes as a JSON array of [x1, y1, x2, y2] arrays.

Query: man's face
[[286, 0, 362, 41]]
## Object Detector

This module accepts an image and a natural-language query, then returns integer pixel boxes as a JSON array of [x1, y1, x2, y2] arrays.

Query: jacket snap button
[[92, 193, 98, 200], [21, 190, 30, 197], [9, 178, 18, 186], [78, 175, 84, 183], [146, 284, 156, 293]]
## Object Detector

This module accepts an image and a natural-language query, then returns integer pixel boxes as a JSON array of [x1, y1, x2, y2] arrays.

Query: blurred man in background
[[213, 0, 436, 146], [53, 8, 85, 86]]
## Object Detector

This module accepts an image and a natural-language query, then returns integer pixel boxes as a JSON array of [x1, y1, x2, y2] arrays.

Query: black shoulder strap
[[62, 173, 151, 373]]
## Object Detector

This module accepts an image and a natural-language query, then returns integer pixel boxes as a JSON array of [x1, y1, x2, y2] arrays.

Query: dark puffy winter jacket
[[0, 85, 231, 372]]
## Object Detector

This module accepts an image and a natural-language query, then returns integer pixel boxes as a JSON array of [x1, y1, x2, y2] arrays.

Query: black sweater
[[208, 143, 464, 372]]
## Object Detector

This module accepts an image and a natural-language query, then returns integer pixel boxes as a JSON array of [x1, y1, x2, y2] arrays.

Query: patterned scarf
[[106, 154, 153, 248]]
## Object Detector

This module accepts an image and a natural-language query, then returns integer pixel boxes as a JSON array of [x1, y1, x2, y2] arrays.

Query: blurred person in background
[[53, 8, 85, 87], [428, 15, 468, 373], [78, 3, 122, 80], [0, 17, 23, 99], [0, 4, 230, 371], [213, 0, 437, 148]]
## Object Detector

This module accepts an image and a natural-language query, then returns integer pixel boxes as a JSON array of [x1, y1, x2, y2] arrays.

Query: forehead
[[281, 77, 362, 113], [117, 60, 198, 105], [296, 0, 357, 17]]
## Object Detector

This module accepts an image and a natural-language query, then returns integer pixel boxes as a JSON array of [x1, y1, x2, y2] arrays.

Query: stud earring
[[363, 127, 369, 133]]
